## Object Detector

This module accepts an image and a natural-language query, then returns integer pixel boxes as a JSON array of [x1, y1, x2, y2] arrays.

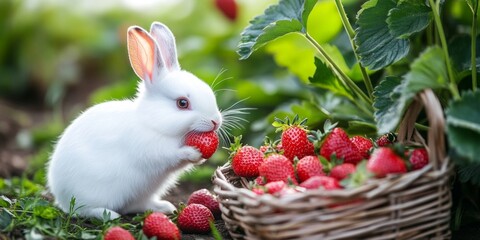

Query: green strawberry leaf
[[458, 162, 480, 186], [0, 208, 14, 231], [446, 91, 480, 163], [355, 0, 410, 70], [237, 0, 317, 60], [373, 76, 411, 134], [387, 0, 432, 39], [449, 35, 480, 73], [374, 47, 449, 134], [315, 91, 375, 124], [309, 57, 352, 99]]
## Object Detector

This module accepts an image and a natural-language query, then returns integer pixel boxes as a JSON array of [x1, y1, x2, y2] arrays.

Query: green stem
[[305, 33, 372, 105], [472, 11, 478, 91], [333, 0, 374, 99], [429, 0, 460, 99]]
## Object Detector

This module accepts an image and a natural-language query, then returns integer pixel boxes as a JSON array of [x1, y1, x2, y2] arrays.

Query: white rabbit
[[47, 22, 223, 219]]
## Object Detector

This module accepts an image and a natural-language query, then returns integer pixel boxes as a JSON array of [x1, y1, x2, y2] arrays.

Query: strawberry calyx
[[308, 120, 338, 155], [340, 160, 373, 189], [260, 136, 283, 155], [224, 135, 243, 160], [272, 114, 308, 132]]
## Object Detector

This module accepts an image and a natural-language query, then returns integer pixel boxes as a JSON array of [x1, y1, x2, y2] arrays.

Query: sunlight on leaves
[[238, 0, 316, 59]]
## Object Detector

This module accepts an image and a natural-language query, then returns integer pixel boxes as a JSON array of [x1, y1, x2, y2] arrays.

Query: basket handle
[[397, 89, 446, 170]]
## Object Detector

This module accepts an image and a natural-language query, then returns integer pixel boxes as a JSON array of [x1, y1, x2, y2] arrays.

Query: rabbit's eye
[[176, 98, 189, 109]]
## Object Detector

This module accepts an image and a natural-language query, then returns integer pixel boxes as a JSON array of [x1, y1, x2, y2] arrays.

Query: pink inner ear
[[128, 29, 156, 82]]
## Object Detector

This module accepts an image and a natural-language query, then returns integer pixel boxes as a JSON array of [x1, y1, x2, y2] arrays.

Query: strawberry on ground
[[258, 154, 297, 184], [274, 116, 315, 162], [177, 203, 214, 234], [215, 0, 238, 21], [296, 155, 326, 183], [104, 226, 135, 240], [187, 189, 220, 217], [185, 131, 219, 159], [320, 128, 363, 165], [330, 163, 356, 181], [367, 147, 407, 178], [142, 212, 180, 240], [228, 136, 264, 178], [350, 136, 373, 159], [408, 148, 429, 170], [299, 176, 342, 190]]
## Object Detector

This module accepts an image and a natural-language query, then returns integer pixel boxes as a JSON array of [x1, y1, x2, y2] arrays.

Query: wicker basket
[[212, 89, 453, 240]]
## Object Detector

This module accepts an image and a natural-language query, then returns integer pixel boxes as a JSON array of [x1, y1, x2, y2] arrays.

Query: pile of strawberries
[[227, 116, 429, 196], [104, 188, 220, 240]]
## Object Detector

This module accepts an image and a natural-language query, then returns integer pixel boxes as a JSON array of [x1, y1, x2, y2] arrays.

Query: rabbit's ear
[[127, 26, 164, 82], [150, 22, 180, 72]]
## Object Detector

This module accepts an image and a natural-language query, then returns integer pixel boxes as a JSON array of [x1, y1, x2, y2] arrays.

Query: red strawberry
[[185, 131, 219, 159], [350, 136, 373, 159], [215, 0, 238, 21], [320, 128, 363, 165], [258, 154, 297, 184], [408, 148, 429, 170], [296, 155, 326, 183], [375, 133, 396, 147], [187, 189, 220, 217], [367, 147, 407, 178], [104, 226, 135, 240], [177, 204, 214, 234], [299, 176, 341, 190], [142, 212, 180, 240], [274, 116, 315, 161], [330, 163, 356, 181], [252, 187, 265, 195], [264, 180, 287, 194], [231, 145, 264, 178], [254, 176, 266, 185]]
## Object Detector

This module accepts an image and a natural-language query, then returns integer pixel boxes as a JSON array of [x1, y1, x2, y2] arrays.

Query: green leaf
[[458, 163, 480, 186], [404, 47, 449, 92], [373, 76, 411, 134], [309, 57, 352, 99], [0, 208, 13, 231], [315, 91, 374, 124], [374, 47, 449, 134], [0, 195, 12, 208], [449, 34, 480, 73], [355, 0, 410, 70], [33, 205, 59, 220], [446, 91, 480, 163], [238, 0, 317, 59], [387, 0, 432, 38]]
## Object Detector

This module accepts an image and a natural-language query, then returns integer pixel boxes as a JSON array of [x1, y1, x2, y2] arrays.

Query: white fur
[[47, 22, 222, 219]]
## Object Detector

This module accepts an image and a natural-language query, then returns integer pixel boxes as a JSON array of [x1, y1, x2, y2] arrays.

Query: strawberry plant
[[237, 0, 480, 232]]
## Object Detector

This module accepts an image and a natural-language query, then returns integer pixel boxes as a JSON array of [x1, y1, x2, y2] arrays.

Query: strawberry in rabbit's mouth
[[185, 131, 219, 158]]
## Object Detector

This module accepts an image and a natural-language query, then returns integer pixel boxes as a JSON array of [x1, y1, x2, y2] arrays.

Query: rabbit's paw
[[148, 199, 176, 214], [83, 208, 121, 220], [178, 146, 203, 163]]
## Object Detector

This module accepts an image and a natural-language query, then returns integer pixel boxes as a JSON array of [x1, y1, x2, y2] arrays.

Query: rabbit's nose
[[211, 120, 219, 130]]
